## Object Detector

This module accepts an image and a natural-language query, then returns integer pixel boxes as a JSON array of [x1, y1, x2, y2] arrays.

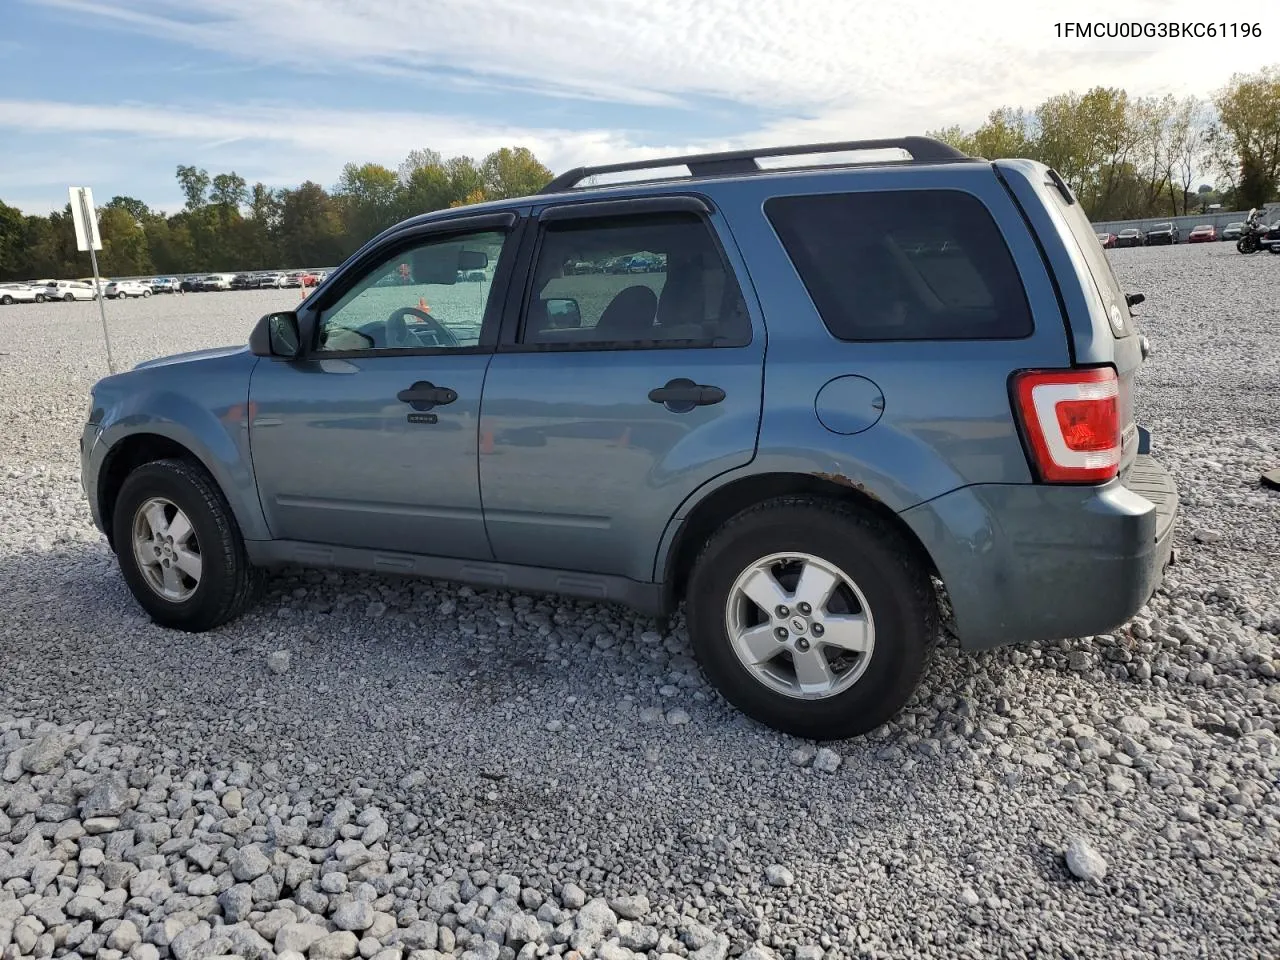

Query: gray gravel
[[1, 245, 1278, 960]]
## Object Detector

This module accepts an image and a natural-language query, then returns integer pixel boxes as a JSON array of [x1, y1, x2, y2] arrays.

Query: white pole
[[78, 189, 116, 374]]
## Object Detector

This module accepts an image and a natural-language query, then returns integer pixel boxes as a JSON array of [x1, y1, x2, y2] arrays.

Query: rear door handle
[[397, 381, 457, 411], [648, 377, 726, 412]]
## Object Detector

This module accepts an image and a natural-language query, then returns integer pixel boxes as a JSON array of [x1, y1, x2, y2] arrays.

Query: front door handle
[[397, 381, 457, 411], [648, 377, 726, 413]]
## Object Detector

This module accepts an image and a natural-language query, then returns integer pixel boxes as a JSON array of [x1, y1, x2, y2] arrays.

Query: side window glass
[[315, 229, 506, 353], [521, 211, 751, 348], [764, 190, 1034, 341]]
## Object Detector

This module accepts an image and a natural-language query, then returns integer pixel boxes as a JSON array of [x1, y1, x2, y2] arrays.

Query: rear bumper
[[902, 453, 1178, 651]]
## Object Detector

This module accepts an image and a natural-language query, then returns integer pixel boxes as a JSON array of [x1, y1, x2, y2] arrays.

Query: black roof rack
[[538, 136, 969, 194]]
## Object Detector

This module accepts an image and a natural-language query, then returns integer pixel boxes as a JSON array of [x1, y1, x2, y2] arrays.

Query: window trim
[[498, 199, 753, 354], [763, 187, 1036, 344], [296, 212, 522, 360]]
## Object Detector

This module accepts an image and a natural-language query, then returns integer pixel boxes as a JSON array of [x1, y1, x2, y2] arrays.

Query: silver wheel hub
[[131, 497, 202, 602], [726, 551, 875, 700]]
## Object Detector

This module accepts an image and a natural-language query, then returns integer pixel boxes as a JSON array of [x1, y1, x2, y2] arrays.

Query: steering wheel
[[385, 306, 458, 349]]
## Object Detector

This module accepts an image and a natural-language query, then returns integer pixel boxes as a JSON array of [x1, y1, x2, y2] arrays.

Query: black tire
[[0, 295, 12, 305], [112, 458, 262, 632], [64, 293, 75, 302], [34, 294, 45, 303], [143, 289, 152, 297], [686, 498, 937, 740]]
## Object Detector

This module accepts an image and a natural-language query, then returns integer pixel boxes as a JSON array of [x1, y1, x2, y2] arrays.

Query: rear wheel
[[64, 293, 74, 302], [0, 295, 12, 306], [112, 458, 262, 631], [686, 498, 937, 740], [34, 294, 45, 303], [143, 289, 152, 296]]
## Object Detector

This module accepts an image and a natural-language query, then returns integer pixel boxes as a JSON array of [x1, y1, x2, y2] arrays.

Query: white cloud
[[7, 0, 1274, 210], [35, 0, 1272, 119]]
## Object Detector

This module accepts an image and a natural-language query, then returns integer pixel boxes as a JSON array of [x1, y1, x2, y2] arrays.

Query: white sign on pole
[[69, 186, 102, 251], [69, 185, 116, 373]]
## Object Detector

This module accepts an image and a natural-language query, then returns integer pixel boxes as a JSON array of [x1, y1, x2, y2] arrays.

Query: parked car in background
[[80, 136, 1177, 740], [1187, 224, 1217, 243], [1115, 228, 1145, 248], [42, 280, 97, 301], [0, 283, 39, 305], [1220, 222, 1245, 241], [179, 277, 202, 293], [255, 272, 287, 289], [231, 273, 256, 290], [151, 277, 179, 294], [281, 272, 304, 288], [200, 274, 233, 291], [1096, 232, 1117, 248], [105, 279, 152, 299], [1146, 222, 1178, 245]]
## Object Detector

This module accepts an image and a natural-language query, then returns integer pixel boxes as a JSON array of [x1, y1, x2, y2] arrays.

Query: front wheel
[[64, 293, 75, 302], [34, 294, 45, 303], [0, 295, 12, 306], [142, 289, 152, 297], [112, 458, 263, 632], [686, 499, 937, 740], [1238, 237, 1258, 254]]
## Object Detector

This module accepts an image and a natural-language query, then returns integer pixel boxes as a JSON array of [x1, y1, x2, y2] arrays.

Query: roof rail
[[538, 136, 969, 194]]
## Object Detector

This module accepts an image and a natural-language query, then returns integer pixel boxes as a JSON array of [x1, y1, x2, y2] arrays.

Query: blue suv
[[80, 137, 1178, 739]]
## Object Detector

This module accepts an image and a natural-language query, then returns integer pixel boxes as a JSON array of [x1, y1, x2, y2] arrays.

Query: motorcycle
[[1236, 208, 1280, 253]]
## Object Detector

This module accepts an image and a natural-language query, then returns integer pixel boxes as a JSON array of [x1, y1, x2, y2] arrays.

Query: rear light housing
[[1012, 367, 1121, 483]]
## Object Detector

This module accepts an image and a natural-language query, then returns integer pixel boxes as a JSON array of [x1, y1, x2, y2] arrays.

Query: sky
[[0, 0, 1273, 214]]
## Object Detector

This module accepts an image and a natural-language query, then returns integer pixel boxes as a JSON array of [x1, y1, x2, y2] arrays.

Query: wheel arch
[[658, 471, 941, 613], [97, 433, 210, 548]]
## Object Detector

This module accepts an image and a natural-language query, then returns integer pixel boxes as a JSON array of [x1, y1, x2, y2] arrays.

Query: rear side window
[[1042, 178, 1131, 337], [765, 190, 1033, 341]]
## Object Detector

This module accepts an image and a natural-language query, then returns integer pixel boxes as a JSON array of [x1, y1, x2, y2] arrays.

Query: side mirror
[[545, 297, 582, 329], [249, 311, 302, 359], [1126, 292, 1145, 307]]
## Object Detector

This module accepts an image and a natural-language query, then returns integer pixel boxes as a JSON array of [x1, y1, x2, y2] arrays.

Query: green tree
[[209, 172, 248, 211], [277, 181, 346, 266], [98, 206, 154, 276], [1211, 65, 1280, 206], [334, 162, 401, 242], [105, 196, 154, 222], [175, 165, 211, 211], [480, 146, 553, 199]]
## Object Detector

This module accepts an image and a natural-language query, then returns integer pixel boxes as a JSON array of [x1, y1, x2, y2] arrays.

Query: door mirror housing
[[544, 297, 582, 329], [249, 311, 303, 359]]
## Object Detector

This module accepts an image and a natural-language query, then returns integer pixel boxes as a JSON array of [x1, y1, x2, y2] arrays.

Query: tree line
[[928, 66, 1280, 220], [1, 65, 1278, 283], [0, 147, 553, 282]]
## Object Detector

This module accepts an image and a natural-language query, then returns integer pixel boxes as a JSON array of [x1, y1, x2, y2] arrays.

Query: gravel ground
[[1, 245, 1278, 960]]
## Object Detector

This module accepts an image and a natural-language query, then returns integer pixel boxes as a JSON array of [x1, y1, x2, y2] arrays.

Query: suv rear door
[[478, 196, 765, 584]]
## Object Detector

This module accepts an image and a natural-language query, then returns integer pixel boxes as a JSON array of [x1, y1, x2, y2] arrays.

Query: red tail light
[[1012, 367, 1121, 483]]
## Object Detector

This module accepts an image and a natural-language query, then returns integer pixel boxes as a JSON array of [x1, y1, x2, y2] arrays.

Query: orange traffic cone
[[418, 297, 431, 313]]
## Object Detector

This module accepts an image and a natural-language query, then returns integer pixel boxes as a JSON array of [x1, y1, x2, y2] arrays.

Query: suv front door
[[249, 215, 515, 559], [478, 197, 765, 584]]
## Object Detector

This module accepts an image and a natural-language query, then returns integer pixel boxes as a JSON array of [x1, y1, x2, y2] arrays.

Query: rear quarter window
[[764, 189, 1033, 341], [1042, 178, 1131, 337]]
